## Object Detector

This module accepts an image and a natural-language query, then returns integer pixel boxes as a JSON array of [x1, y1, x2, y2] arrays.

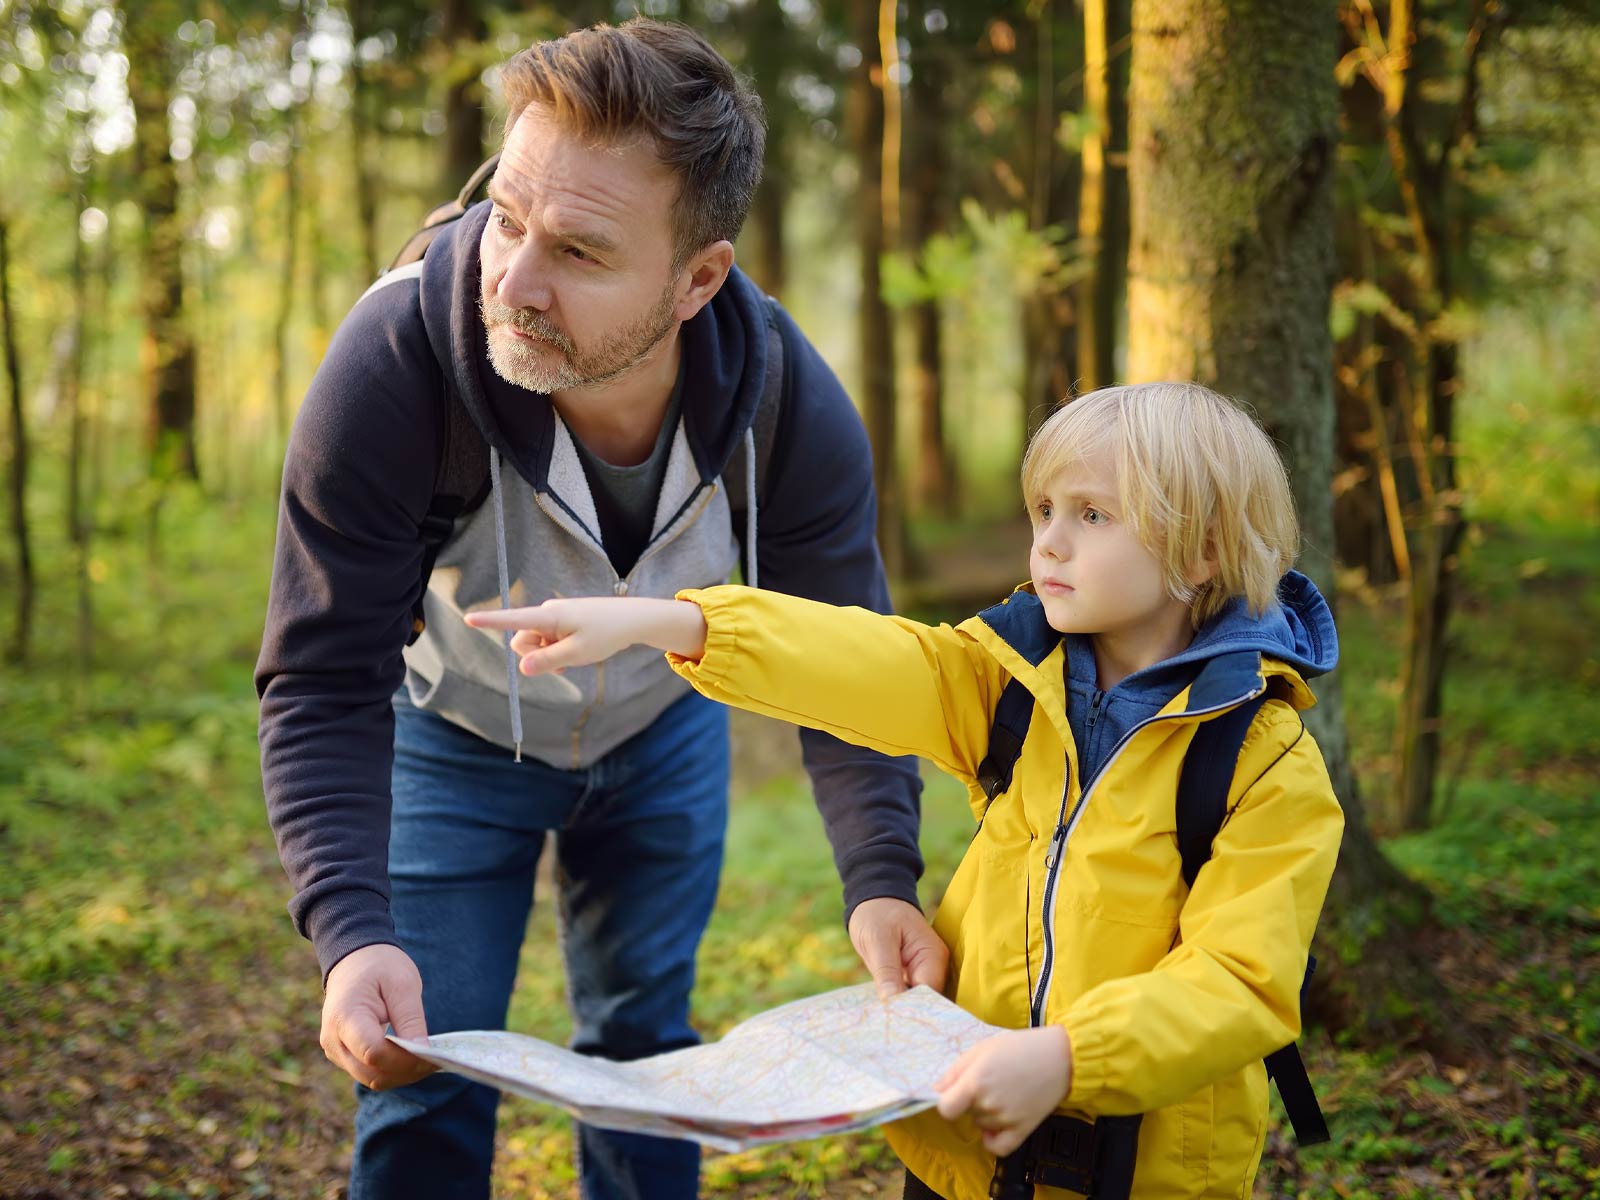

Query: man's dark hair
[[499, 18, 767, 268]]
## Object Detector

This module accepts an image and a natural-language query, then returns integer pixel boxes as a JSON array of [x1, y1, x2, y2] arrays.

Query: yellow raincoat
[[670, 581, 1344, 1200]]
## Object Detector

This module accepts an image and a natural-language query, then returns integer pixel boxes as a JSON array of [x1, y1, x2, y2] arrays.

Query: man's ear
[[672, 240, 735, 322]]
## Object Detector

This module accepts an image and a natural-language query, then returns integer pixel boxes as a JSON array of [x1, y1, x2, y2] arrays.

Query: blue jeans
[[349, 688, 730, 1200]]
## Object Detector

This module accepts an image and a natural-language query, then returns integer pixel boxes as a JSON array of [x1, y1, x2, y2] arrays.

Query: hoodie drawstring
[[743, 426, 759, 590], [489, 446, 524, 761]]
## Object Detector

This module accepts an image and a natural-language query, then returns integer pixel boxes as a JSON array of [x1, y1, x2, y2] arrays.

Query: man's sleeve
[[254, 293, 441, 982], [751, 306, 925, 919]]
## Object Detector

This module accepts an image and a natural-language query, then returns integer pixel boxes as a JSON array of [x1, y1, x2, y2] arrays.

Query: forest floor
[[2, 500, 1596, 1199]]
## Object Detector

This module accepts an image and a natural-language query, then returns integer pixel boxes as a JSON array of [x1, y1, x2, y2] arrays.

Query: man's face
[[479, 107, 684, 395]]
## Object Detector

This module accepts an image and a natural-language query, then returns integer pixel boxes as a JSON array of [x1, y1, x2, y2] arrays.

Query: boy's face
[[1028, 454, 1194, 654]]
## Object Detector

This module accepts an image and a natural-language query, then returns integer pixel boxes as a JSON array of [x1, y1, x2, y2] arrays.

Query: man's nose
[[498, 242, 553, 312]]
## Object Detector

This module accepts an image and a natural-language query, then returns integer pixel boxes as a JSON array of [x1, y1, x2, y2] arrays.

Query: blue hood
[[1054, 570, 1338, 787], [1145, 568, 1338, 682]]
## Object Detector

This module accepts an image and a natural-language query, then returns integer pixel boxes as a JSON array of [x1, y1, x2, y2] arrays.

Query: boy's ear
[[1187, 537, 1220, 588]]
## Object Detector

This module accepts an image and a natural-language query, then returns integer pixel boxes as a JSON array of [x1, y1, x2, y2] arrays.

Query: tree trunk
[[1, 218, 33, 665], [849, 0, 905, 580], [349, 0, 381, 281], [1019, 3, 1080, 450], [1127, 0, 1436, 1040], [125, 3, 198, 482], [906, 0, 956, 515], [273, 39, 303, 453], [67, 176, 94, 671], [1076, 0, 1129, 391], [742, 0, 792, 299], [439, 0, 486, 193], [65, 183, 89, 544], [1381, 0, 1483, 834]]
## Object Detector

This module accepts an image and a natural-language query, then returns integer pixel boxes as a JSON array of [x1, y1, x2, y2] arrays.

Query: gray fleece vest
[[402, 413, 739, 769]]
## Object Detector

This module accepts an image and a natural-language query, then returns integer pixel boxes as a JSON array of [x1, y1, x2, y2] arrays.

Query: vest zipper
[[1026, 683, 1266, 1028], [531, 482, 721, 758], [617, 483, 719, 594]]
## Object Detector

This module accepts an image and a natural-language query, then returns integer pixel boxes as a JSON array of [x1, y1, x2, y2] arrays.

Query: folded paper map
[[390, 983, 1004, 1152]]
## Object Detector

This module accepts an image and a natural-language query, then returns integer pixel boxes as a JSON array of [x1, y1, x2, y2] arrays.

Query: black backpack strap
[[408, 368, 491, 645], [386, 153, 501, 272], [976, 676, 1033, 803], [1176, 693, 1268, 888], [1177, 690, 1330, 1146], [1266, 1017, 1330, 1142], [393, 156, 501, 644]]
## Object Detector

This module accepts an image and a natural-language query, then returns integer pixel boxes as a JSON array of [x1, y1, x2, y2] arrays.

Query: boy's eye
[[1083, 506, 1106, 525], [1036, 502, 1053, 522]]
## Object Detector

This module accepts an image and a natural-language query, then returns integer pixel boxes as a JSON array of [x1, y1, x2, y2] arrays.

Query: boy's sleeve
[[1059, 708, 1345, 1115], [669, 585, 1005, 789]]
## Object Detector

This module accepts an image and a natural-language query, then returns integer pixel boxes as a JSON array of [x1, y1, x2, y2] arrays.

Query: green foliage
[[881, 199, 1088, 312]]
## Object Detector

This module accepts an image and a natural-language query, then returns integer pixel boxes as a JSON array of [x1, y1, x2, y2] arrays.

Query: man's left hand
[[848, 896, 949, 999]]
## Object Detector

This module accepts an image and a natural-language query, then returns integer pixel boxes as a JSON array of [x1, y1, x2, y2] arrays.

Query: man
[[255, 18, 945, 1200]]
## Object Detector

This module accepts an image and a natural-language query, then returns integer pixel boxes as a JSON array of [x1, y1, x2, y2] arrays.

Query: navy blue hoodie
[[255, 202, 923, 978]]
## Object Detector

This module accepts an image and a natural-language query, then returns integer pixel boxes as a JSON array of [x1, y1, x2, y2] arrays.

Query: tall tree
[[848, 0, 906, 578], [1, 216, 31, 664], [1075, 0, 1129, 390], [735, 0, 799, 299], [272, 11, 309, 451], [1126, 0, 1430, 1036], [349, 0, 382, 280], [438, 0, 486, 191], [1336, 0, 1504, 832], [906, 0, 957, 514], [124, 0, 198, 482], [1017, 3, 1083, 448]]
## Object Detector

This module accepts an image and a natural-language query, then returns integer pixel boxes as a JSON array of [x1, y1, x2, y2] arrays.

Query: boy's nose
[[1038, 526, 1071, 560]]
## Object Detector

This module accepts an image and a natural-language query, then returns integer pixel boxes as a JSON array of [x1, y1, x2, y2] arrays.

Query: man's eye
[[494, 212, 519, 234], [565, 246, 594, 262]]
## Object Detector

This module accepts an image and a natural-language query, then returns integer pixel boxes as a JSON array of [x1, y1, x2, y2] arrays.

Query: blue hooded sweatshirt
[[1065, 570, 1339, 788]]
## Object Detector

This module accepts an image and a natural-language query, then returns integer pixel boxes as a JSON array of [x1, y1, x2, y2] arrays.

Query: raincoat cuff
[[1060, 1012, 1111, 1108], [667, 586, 740, 678]]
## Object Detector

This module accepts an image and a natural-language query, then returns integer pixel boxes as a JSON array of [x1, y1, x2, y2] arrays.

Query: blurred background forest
[[1, 0, 1597, 1197]]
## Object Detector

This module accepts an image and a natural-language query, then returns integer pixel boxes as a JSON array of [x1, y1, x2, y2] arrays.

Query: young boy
[[468, 382, 1345, 1199]]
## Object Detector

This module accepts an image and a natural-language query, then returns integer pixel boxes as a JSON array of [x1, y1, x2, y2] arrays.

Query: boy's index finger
[[464, 606, 556, 632]]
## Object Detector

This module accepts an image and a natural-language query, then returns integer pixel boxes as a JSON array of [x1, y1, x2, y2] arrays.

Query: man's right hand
[[321, 943, 436, 1090]]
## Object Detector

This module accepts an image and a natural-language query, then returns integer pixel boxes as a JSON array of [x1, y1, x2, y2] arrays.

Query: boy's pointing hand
[[467, 597, 708, 673]]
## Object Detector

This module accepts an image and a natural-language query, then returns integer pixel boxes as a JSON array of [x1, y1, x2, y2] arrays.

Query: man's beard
[[480, 284, 678, 395]]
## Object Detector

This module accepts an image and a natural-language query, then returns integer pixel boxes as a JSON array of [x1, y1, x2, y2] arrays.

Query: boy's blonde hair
[[1020, 382, 1299, 626]]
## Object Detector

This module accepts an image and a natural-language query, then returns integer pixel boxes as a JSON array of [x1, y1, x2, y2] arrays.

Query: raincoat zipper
[[1026, 682, 1266, 1027]]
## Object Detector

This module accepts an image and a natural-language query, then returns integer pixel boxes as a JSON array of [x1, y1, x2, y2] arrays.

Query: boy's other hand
[[466, 597, 707, 672], [849, 897, 949, 999], [936, 1025, 1073, 1157], [321, 943, 435, 1091]]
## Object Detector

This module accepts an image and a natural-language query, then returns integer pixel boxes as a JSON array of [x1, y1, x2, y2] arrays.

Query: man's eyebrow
[[485, 188, 618, 255], [548, 226, 619, 254]]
